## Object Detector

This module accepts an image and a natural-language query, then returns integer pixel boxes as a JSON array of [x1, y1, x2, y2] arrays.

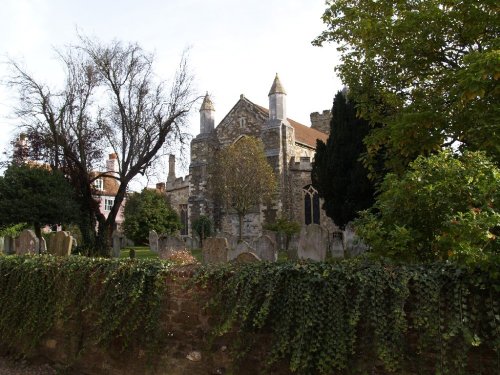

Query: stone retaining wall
[[10, 267, 286, 375]]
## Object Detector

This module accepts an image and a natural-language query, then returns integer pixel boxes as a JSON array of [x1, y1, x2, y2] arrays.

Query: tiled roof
[[253, 102, 328, 148], [91, 172, 119, 196], [288, 118, 328, 148]]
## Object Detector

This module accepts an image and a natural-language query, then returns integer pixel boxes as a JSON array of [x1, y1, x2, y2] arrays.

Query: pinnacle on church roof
[[200, 92, 215, 111], [268, 73, 286, 96]]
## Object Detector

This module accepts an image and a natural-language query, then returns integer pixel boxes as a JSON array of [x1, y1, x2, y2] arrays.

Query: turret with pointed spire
[[167, 154, 176, 182], [268, 73, 287, 121], [199, 92, 215, 135]]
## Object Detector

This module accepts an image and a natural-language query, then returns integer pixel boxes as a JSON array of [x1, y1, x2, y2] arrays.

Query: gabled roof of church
[[253, 103, 328, 148]]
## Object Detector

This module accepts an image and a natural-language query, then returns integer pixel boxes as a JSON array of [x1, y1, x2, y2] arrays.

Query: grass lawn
[[120, 246, 158, 259], [120, 246, 203, 262]]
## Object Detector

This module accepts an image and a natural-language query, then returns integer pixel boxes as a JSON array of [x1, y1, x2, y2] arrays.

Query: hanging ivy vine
[[195, 257, 500, 374], [0, 254, 498, 374], [0, 255, 171, 356]]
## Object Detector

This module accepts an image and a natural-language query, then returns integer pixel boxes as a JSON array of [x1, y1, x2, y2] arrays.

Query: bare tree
[[7, 49, 104, 251], [7, 37, 196, 256], [210, 136, 277, 241]]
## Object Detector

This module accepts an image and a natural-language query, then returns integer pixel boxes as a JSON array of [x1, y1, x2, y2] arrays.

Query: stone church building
[[158, 74, 336, 240]]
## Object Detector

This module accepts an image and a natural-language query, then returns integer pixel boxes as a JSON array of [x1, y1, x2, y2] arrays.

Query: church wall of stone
[[188, 135, 219, 235], [215, 98, 266, 146], [289, 157, 338, 233], [292, 143, 316, 160], [220, 209, 262, 240], [165, 177, 189, 217]]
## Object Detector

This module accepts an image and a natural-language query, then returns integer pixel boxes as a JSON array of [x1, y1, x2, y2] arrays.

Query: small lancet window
[[303, 184, 320, 225]]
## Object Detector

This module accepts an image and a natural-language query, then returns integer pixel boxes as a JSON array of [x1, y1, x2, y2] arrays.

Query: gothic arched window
[[303, 184, 320, 225]]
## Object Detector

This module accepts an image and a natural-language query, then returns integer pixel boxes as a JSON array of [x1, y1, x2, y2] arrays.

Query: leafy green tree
[[191, 215, 213, 248], [263, 217, 300, 251], [210, 136, 277, 241], [123, 189, 181, 245], [314, 1, 500, 173], [354, 151, 500, 263], [312, 90, 377, 229], [0, 164, 78, 248]]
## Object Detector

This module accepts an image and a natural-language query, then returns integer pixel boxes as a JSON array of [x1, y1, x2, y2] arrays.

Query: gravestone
[[343, 225, 369, 257], [0, 237, 3, 254], [3, 236, 14, 255], [202, 237, 229, 264], [253, 235, 278, 262], [112, 231, 122, 258], [183, 236, 199, 250], [218, 232, 237, 251], [287, 234, 300, 260], [228, 241, 254, 261], [48, 231, 73, 256], [297, 224, 328, 261], [149, 230, 159, 253], [234, 252, 261, 264], [71, 237, 78, 253], [158, 235, 186, 259], [330, 231, 344, 258], [40, 237, 47, 254], [16, 229, 39, 255]]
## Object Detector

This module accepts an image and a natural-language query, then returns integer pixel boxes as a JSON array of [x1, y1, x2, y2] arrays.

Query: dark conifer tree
[[312, 90, 376, 229]]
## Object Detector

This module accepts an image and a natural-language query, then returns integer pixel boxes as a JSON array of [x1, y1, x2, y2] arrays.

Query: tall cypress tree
[[312, 90, 375, 229]]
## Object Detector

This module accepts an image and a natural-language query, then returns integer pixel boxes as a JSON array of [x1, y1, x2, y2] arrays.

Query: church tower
[[261, 74, 295, 221], [199, 92, 215, 135], [188, 92, 218, 234], [268, 73, 287, 122]]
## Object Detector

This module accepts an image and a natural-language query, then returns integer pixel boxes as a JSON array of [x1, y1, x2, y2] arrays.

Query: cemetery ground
[[120, 246, 202, 260]]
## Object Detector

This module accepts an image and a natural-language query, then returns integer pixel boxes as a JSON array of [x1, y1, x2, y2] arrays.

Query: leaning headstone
[[158, 235, 186, 259], [253, 235, 278, 262], [297, 224, 328, 261], [330, 231, 344, 258], [228, 241, 254, 261], [149, 230, 159, 253], [202, 237, 229, 264], [234, 252, 261, 264], [48, 231, 73, 256], [16, 229, 39, 255]]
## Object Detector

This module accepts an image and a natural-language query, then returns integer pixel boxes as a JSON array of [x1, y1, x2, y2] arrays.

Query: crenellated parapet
[[310, 110, 332, 135], [165, 174, 190, 192]]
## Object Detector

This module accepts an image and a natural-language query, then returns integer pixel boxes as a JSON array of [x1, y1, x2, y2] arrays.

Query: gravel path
[[0, 356, 56, 375]]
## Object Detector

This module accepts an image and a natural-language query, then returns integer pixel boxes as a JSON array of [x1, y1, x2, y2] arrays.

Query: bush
[[191, 215, 213, 247], [354, 151, 500, 262], [123, 189, 181, 245]]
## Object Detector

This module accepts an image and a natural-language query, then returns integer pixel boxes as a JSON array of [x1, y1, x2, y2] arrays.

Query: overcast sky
[[0, 0, 342, 186]]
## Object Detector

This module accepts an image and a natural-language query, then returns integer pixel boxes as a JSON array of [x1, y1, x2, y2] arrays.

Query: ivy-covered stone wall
[[0, 256, 498, 374]]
